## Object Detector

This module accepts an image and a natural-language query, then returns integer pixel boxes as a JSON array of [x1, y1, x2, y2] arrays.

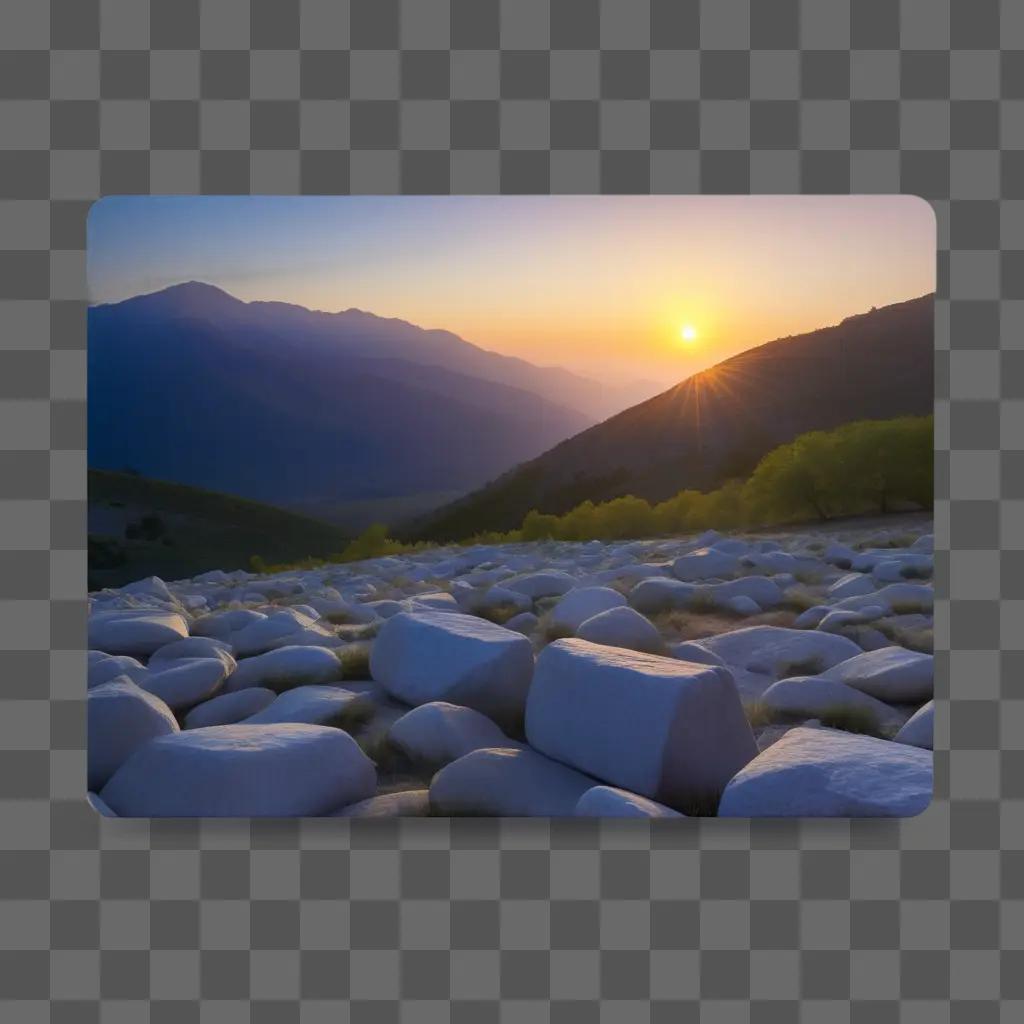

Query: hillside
[[88, 470, 352, 588], [418, 295, 934, 539], [87, 282, 614, 508]]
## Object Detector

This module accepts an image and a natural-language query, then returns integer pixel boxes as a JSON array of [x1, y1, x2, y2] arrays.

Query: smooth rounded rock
[[894, 700, 934, 749], [760, 676, 906, 735], [183, 687, 277, 729], [388, 701, 518, 768], [242, 686, 374, 729], [100, 724, 376, 817], [88, 610, 189, 657], [718, 726, 932, 817], [430, 747, 600, 817], [576, 605, 664, 654], [547, 586, 626, 634], [224, 645, 343, 693], [672, 547, 739, 582], [141, 657, 229, 712], [820, 647, 933, 704], [331, 790, 431, 817], [148, 636, 235, 667], [88, 654, 148, 688], [574, 786, 685, 818], [87, 677, 179, 790]]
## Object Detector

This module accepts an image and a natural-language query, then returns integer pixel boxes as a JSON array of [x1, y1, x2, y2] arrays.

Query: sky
[[88, 195, 935, 386]]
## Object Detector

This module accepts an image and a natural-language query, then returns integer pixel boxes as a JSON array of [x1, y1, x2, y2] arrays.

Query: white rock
[[87, 677, 179, 790], [817, 609, 872, 634], [430, 747, 599, 817], [183, 687, 277, 729], [820, 647, 933, 704], [229, 612, 309, 657], [760, 676, 906, 734], [505, 611, 539, 635], [122, 575, 177, 604], [88, 610, 189, 657], [629, 578, 697, 614], [689, 626, 861, 678], [331, 790, 430, 817], [672, 547, 740, 582], [88, 654, 148, 688], [833, 582, 933, 614], [526, 639, 756, 811], [704, 576, 784, 610], [405, 591, 460, 613], [794, 606, 830, 629], [87, 792, 117, 817], [547, 586, 627, 633], [242, 686, 373, 728], [141, 657, 230, 711], [728, 596, 762, 616], [506, 571, 577, 599], [100, 724, 376, 817], [668, 642, 726, 668], [388, 701, 518, 768], [224, 645, 342, 693], [148, 636, 235, 667], [894, 701, 934, 749], [576, 605, 664, 654], [827, 573, 877, 601], [363, 599, 405, 619], [370, 611, 534, 731], [824, 542, 856, 567], [718, 726, 933, 817], [574, 785, 685, 818], [912, 534, 934, 553]]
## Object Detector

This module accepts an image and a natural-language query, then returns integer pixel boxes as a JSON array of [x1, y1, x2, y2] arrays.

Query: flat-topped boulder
[[224, 645, 343, 693], [242, 685, 373, 729], [718, 726, 932, 817], [547, 586, 627, 634], [576, 605, 664, 654], [148, 635, 235, 667], [574, 786, 684, 818], [827, 573, 878, 601], [229, 611, 331, 657], [628, 578, 697, 614], [88, 610, 189, 657], [100, 723, 376, 817], [183, 687, 277, 729], [191, 608, 266, 639], [370, 611, 534, 731], [760, 676, 906, 735], [388, 701, 519, 769], [526, 639, 756, 812], [894, 700, 934, 749], [141, 657, 230, 712], [688, 626, 860, 679], [820, 647, 933, 704], [87, 677, 179, 790], [430, 747, 600, 817]]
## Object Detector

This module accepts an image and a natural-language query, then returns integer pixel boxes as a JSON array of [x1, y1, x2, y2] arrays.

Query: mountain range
[[88, 282, 653, 515], [418, 294, 934, 539]]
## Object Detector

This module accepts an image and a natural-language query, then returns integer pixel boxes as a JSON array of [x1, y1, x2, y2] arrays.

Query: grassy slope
[[88, 469, 352, 588]]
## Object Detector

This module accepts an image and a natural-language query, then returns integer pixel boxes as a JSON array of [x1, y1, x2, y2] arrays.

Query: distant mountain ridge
[[87, 281, 629, 512], [418, 294, 935, 539]]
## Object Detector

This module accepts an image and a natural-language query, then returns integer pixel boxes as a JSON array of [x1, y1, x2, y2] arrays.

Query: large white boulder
[[718, 726, 932, 817], [242, 685, 373, 728], [574, 786, 684, 818], [688, 626, 860, 679], [827, 573, 877, 601], [388, 701, 519, 768], [672, 547, 740, 582], [229, 612, 312, 657], [505, 611, 539, 635], [100, 724, 376, 817], [820, 647, 933, 704], [547, 586, 627, 634], [833, 582, 933, 615], [526, 639, 756, 811], [506, 571, 577, 599], [192, 608, 265, 639], [370, 611, 534, 730], [88, 654, 148, 688], [183, 687, 277, 729], [140, 657, 229, 712], [705, 576, 785, 610], [760, 676, 906, 735], [148, 636, 235, 667], [88, 610, 189, 657], [894, 701, 934, 749], [87, 678, 179, 790], [430, 747, 600, 817], [223, 645, 342, 693]]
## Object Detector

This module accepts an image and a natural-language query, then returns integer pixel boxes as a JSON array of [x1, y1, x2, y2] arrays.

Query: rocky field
[[87, 517, 935, 818]]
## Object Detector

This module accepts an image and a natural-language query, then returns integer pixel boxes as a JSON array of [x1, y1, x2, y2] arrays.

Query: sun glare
[[680, 324, 698, 343]]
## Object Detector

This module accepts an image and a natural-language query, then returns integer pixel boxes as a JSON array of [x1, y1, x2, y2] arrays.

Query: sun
[[679, 324, 698, 343]]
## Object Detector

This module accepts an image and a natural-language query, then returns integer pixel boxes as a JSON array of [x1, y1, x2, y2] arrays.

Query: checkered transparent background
[[0, 0, 1019, 1019]]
